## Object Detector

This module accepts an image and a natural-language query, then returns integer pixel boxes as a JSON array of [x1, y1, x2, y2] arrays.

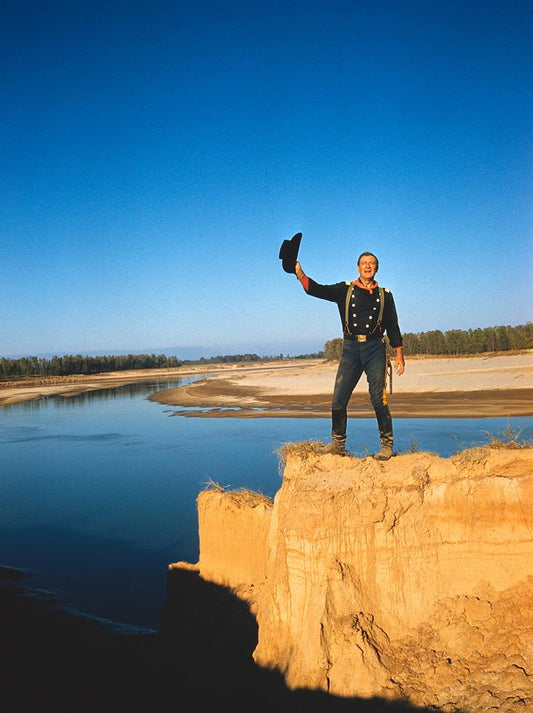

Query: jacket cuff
[[298, 273, 310, 291]]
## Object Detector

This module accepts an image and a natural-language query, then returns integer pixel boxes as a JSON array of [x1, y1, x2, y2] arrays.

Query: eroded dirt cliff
[[172, 446, 533, 712]]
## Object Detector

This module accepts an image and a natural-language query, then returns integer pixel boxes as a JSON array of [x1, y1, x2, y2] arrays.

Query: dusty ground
[[2, 352, 533, 418]]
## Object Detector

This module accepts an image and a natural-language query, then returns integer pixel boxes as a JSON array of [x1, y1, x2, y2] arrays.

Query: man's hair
[[357, 252, 379, 269]]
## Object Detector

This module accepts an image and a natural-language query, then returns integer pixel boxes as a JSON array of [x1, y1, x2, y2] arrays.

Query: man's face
[[357, 255, 378, 281]]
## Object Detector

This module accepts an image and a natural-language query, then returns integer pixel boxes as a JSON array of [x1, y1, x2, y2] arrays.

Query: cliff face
[[173, 446, 533, 712]]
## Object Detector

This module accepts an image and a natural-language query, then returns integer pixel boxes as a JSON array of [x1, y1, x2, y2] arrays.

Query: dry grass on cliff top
[[200, 477, 273, 506], [275, 425, 532, 466], [484, 423, 533, 449], [200, 425, 531, 501], [275, 440, 325, 468]]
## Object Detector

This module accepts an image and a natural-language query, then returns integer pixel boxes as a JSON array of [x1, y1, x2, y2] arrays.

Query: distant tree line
[[186, 353, 272, 365], [402, 323, 533, 356], [185, 351, 324, 365], [0, 353, 182, 379], [0, 349, 325, 379], [323, 322, 533, 361], [3, 323, 530, 378]]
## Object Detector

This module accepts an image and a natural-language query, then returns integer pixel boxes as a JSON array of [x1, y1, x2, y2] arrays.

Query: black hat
[[279, 232, 302, 274]]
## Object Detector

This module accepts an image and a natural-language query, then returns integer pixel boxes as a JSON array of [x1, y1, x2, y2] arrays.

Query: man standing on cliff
[[290, 250, 405, 459]]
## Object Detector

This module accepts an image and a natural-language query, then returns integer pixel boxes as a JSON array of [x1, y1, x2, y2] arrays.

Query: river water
[[1, 376, 531, 630]]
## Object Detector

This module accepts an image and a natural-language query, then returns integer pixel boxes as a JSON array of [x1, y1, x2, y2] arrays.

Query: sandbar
[[2, 353, 532, 418], [149, 352, 533, 419]]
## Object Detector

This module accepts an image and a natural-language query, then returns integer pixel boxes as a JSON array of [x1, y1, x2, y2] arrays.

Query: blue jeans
[[331, 338, 393, 444]]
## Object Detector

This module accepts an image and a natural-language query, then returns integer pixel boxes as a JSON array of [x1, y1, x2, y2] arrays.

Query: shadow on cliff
[[0, 566, 455, 713]]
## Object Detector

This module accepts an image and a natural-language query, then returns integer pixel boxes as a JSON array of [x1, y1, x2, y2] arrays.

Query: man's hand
[[394, 348, 405, 376], [279, 233, 302, 273], [295, 261, 304, 280]]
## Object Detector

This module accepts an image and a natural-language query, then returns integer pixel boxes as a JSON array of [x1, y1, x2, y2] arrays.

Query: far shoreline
[[2, 352, 532, 419], [0, 361, 301, 406]]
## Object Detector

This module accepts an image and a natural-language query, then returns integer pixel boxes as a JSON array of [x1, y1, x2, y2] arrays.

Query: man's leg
[[363, 340, 394, 460], [319, 340, 363, 455]]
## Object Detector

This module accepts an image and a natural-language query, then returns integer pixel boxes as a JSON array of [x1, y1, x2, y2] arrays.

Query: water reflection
[[2, 375, 199, 411]]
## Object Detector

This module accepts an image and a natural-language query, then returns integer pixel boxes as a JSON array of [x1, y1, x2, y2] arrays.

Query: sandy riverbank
[[0, 362, 278, 406], [2, 352, 533, 418], [149, 352, 533, 418]]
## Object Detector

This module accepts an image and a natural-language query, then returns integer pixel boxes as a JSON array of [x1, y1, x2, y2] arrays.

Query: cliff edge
[[172, 446, 533, 712]]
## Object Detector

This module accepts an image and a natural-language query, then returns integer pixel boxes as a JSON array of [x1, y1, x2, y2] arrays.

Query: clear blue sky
[[2, 0, 532, 359]]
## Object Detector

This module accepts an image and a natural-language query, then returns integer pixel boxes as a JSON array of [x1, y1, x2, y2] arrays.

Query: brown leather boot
[[373, 443, 394, 461], [317, 435, 347, 456]]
